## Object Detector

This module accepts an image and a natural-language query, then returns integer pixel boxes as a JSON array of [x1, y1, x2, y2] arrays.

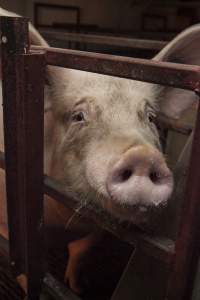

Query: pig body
[[0, 6, 199, 295]]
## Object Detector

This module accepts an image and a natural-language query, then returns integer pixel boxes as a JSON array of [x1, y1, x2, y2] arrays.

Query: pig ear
[[28, 22, 53, 113], [154, 25, 200, 119], [0, 7, 48, 46], [0, 8, 49, 81], [29, 23, 48, 47], [28, 24, 52, 111], [0, 7, 52, 110]]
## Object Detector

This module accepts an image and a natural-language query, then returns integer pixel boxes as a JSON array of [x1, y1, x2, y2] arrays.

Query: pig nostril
[[149, 171, 159, 184], [120, 169, 132, 182]]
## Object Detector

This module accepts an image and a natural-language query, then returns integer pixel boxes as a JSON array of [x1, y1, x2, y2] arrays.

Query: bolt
[[1, 36, 7, 44], [194, 88, 200, 96]]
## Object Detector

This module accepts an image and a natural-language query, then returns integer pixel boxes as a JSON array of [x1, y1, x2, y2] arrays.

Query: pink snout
[[106, 146, 173, 210]]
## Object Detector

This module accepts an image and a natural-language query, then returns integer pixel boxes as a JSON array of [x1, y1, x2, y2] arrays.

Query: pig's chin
[[102, 200, 150, 224]]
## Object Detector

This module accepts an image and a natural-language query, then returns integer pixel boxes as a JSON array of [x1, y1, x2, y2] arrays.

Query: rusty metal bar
[[0, 152, 5, 170], [44, 273, 82, 300], [167, 98, 200, 300], [39, 29, 167, 51], [0, 234, 9, 258], [31, 45, 200, 92], [0, 151, 174, 265], [0, 15, 29, 274], [1, 17, 45, 300], [44, 175, 174, 265]]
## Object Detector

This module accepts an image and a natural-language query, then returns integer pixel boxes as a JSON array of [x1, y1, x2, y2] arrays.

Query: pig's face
[[46, 68, 173, 223]]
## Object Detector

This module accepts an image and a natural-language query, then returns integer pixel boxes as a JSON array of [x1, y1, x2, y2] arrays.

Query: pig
[[0, 6, 199, 295]]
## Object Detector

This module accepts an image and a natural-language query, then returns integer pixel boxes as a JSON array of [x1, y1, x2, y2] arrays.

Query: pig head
[[46, 70, 173, 223]]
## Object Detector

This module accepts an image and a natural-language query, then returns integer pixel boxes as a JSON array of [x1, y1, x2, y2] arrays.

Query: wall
[[1, 1, 200, 33], [24, 0, 149, 31], [25, 0, 121, 29], [0, 0, 26, 14]]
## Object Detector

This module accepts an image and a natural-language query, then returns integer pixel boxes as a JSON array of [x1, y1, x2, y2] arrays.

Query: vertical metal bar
[[0, 15, 29, 275], [167, 98, 200, 300], [1, 17, 45, 300], [23, 53, 45, 300]]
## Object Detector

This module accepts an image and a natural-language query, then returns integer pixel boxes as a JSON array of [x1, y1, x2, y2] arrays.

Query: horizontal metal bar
[[44, 273, 81, 300], [158, 115, 193, 135], [40, 30, 167, 51], [0, 151, 174, 264], [44, 176, 174, 265], [0, 234, 9, 258], [31, 45, 200, 92]]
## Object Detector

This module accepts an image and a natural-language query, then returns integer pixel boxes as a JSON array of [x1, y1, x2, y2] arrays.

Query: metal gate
[[0, 16, 200, 300]]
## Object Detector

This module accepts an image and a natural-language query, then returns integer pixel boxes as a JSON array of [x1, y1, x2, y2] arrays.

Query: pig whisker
[[64, 189, 97, 230], [64, 201, 87, 231]]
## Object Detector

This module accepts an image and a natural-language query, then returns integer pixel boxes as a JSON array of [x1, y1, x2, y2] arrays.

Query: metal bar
[[0, 151, 174, 264], [44, 273, 82, 300], [0, 15, 29, 274], [167, 99, 200, 300], [39, 30, 167, 51], [1, 16, 45, 300], [157, 115, 193, 135], [21, 163, 177, 264], [0, 151, 5, 170], [23, 53, 45, 300], [31, 45, 200, 92], [43, 175, 174, 265], [0, 234, 9, 258]]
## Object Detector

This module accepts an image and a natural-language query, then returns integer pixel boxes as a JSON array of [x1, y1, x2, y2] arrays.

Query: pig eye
[[147, 111, 156, 124], [72, 111, 85, 122]]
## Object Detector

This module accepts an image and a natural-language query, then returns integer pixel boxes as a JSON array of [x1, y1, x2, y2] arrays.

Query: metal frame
[[39, 29, 167, 51], [0, 17, 45, 300], [0, 16, 200, 300]]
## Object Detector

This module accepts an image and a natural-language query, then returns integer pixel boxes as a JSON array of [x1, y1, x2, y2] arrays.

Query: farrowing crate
[[0, 16, 200, 300]]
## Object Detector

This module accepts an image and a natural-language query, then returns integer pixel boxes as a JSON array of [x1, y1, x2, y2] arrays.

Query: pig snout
[[106, 145, 173, 210]]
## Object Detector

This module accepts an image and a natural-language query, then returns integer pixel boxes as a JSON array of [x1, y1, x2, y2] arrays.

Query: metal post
[[1, 17, 45, 299], [167, 96, 200, 300]]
